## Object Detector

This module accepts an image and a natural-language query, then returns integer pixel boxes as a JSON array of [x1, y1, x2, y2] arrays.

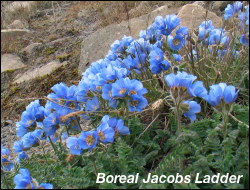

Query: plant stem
[[48, 136, 60, 159], [1, 169, 10, 189], [222, 112, 229, 138], [76, 116, 84, 131], [93, 161, 98, 176]]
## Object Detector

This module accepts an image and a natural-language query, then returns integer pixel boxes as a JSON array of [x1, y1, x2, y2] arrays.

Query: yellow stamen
[[173, 39, 180, 46], [96, 86, 102, 90], [98, 132, 105, 141], [119, 88, 127, 95], [86, 135, 95, 145], [129, 90, 137, 95], [130, 100, 138, 107]]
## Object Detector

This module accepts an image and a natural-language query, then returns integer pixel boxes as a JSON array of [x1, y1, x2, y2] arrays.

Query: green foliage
[[2, 104, 248, 189]]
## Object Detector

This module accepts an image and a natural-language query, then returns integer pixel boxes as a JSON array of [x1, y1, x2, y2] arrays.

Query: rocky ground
[[1, 1, 227, 156]]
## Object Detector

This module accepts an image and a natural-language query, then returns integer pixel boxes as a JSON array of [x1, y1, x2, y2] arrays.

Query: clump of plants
[[1, 1, 249, 189]]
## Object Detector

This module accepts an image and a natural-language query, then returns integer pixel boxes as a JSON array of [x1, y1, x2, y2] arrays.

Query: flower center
[[59, 99, 66, 105], [86, 135, 95, 145], [27, 120, 34, 126], [1, 154, 8, 159], [130, 100, 138, 107], [69, 102, 75, 109], [173, 39, 180, 46], [119, 88, 127, 95], [98, 132, 105, 140], [129, 90, 137, 95], [155, 55, 160, 60], [2, 161, 10, 166], [114, 129, 119, 136], [96, 86, 102, 90]]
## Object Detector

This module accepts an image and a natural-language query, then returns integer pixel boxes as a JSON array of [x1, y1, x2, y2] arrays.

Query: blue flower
[[240, 33, 249, 46], [198, 20, 214, 41], [16, 111, 36, 138], [14, 168, 34, 189], [165, 15, 180, 35], [188, 81, 208, 99], [173, 54, 182, 62], [183, 100, 201, 121], [224, 1, 243, 20], [164, 71, 197, 89], [66, 136, 82, 155], [43, 112, 59, 136], [127, 79, 148, 97], [168, 35, 185, 50], [128, 95, 148, 112], [148, 46, 170, 74], [1, 158, 14, 171], [21, 131, 40, 150], [111, 36, 134, 54], [97, 123, 115, 143], [115, 119, 130, 135], [153, 16, 166, 31], [1, 146, 14, 171], [48, 83, 79, 112], [205, 83, 238, 106], [14, 168, 53, 189], [176, 26, 188, 36], [37, 183, 53, 189], [1, 145, 10, 158], [111, 78, 130, 97], [102, 84, 113, 101], [205, 83, 226, 106], [17, 152, 28, 164], [223, 85, 239, 104], [207, 28, 228, 46], [78, 131, 98, 150], [13, 140, 25, 153], [101, 115, 117, 128], [25, 100, 45, 121], [85, 96, 100, 112], [149, 47, 164, 65]]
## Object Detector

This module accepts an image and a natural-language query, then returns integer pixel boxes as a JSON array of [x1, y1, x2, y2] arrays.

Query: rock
[[7, 20, 27, 29], [5, 1, 38, 14], [177, 4, 223, 31], [1, 29, 30, 47], [3, 120, 14, 126], [128, 1, 150, 17], [211, 1, 233, 12], [1, 54, 26, 73], [78, 5, 180, 74], [79, 21, 130, 74], [21, 43, 43, 55], [192, 1, 209, 9], [13, 60, 68, 84]]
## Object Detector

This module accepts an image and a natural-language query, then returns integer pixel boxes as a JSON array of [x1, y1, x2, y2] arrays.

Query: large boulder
[[13, 60, 68, 84], [78, 5, 180, 74], [177, 4, 223, 31], [1, 54, 26, 73]]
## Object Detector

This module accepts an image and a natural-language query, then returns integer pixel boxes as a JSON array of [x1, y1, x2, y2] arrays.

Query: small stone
[[21, 43, 43, 55], [13, 60, 68, 83], [1, 54, 26, 73], [7, 20, 27, 29]]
